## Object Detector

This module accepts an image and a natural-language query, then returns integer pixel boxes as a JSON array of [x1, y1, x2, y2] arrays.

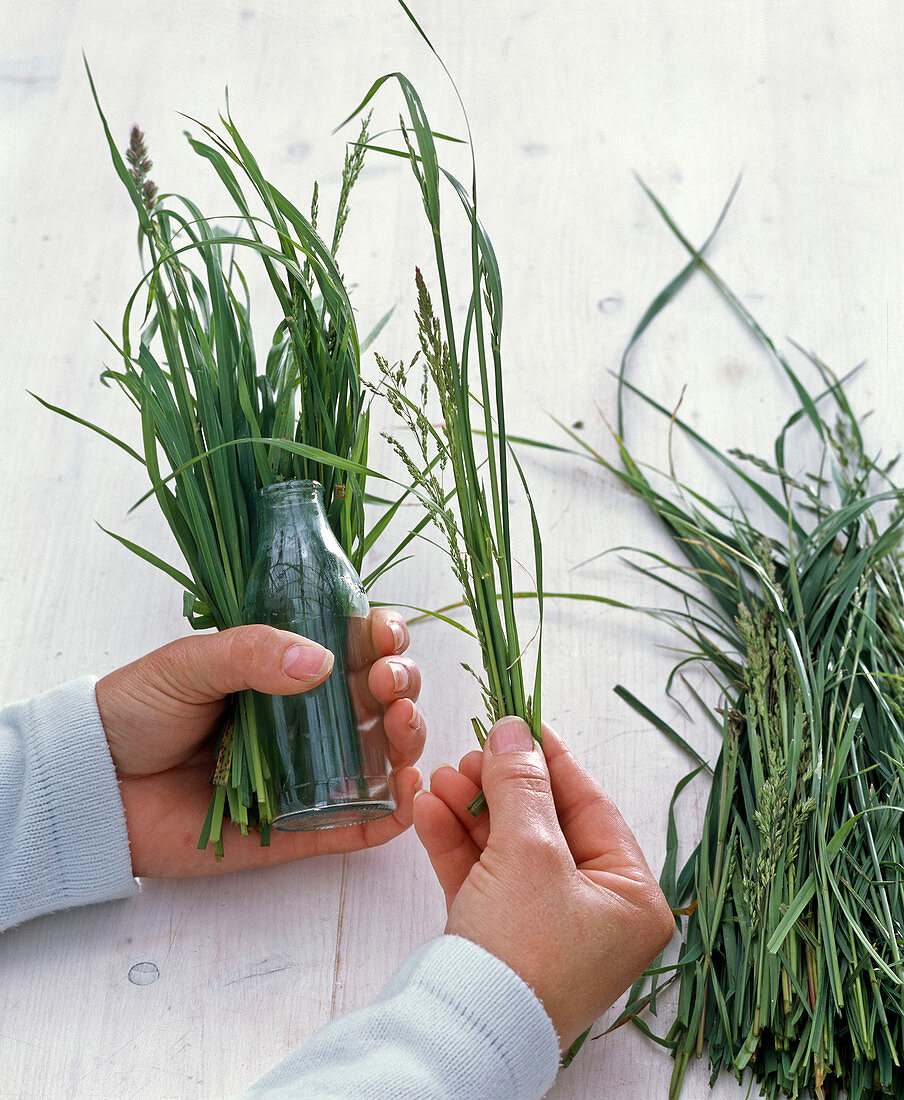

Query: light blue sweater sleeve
[[0, 677, 138, 932], [1, 680, 561, 1098], [242, 933, 561, 1100]]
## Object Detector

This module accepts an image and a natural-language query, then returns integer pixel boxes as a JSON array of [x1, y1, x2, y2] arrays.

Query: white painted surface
[[1, 2, 901, 1096]]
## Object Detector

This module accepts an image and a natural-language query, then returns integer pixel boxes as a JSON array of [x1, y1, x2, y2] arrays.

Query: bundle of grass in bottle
[[340, 5, 544, 773], [37, 62, 396, 855], [569, 187, 904, 1098]]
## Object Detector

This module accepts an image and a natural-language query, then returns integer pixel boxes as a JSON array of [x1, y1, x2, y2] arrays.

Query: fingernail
[[488, 717, 534, 754], [282, 643, 331, 680], [386, 658, 410, 695], [407, 699, 422, 730], [413, 767, 423, 791], [388, 617, 406, 653]]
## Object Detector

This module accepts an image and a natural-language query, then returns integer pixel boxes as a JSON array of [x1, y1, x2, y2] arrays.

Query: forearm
[[0, 677, 137, 933], [242, 934, 560, 1100]]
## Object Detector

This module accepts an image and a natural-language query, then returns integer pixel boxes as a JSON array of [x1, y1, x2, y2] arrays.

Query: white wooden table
[[2, 2, 901, 1096]]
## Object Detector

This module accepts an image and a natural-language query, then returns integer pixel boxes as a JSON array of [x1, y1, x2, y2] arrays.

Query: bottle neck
[[257, 479, 330, 531], [260, 479, 324, 507], [245, 478, 366, 617]]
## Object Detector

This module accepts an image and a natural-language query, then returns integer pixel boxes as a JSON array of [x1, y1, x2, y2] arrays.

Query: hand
[[413, 717, 673, 1052], [95, 611, 425, 877]]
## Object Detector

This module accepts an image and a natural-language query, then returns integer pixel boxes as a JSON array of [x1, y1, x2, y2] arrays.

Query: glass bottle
[[243, 479, 395, 830]]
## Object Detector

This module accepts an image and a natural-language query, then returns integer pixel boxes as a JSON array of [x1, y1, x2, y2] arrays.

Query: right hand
[[413, 717, 674, 1051]]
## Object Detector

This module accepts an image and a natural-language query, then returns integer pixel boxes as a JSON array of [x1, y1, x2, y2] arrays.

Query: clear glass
[[243, 479, 395, 830]]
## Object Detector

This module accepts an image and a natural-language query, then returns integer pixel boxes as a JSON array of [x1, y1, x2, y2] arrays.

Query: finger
[[346, 655, 421, 730], [428, 763, 490, 849], [138, 625, 335, 706], [358, 608, 410, 664], [368, 655, 421, 706], [353, 763, 422, 844], [542, 725, 652, 874], [382, 697, 427, 768], [480, 717, 566, 854], [457, 750, 483, 788], [413, 788, 481, 910]]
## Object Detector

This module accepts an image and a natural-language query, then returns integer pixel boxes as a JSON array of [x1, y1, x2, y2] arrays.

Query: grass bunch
[[571, 188, 904, 1097], [340, 4, 544, 770], [38, 62, 391, 855]]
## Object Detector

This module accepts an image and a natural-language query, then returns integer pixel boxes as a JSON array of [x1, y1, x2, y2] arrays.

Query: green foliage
[[54, 60, 380, 854], [595, 187, 904, 1099], [340, 8, 544, 782]]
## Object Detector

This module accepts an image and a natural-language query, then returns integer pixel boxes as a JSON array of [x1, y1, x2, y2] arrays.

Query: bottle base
[[273, 798, 396, 832]]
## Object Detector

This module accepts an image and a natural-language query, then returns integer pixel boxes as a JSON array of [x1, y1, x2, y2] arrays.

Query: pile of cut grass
[[575, 187, 904, 1098]]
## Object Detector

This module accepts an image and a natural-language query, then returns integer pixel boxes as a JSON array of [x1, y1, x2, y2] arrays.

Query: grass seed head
[[125, 125, 157, 212]]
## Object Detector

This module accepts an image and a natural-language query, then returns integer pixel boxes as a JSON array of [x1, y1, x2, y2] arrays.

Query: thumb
[[146, 624, 335, 703], [480, 717, 562, 847]]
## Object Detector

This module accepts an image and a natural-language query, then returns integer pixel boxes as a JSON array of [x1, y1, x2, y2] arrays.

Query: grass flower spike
[[342, 5, 544, 787]]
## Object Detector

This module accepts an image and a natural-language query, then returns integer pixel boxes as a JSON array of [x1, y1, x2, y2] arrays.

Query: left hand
[[413, 719, 673, 1051], [96, 610, 425, 877]]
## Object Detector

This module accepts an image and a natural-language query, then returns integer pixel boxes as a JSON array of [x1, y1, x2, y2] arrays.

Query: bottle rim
[[259, 478, 324, 500]]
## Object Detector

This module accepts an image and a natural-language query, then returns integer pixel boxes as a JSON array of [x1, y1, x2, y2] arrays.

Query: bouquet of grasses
[[339, 5, 544, 778], [36, 63, 395, 856], [568, 187, 904, 1098]]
